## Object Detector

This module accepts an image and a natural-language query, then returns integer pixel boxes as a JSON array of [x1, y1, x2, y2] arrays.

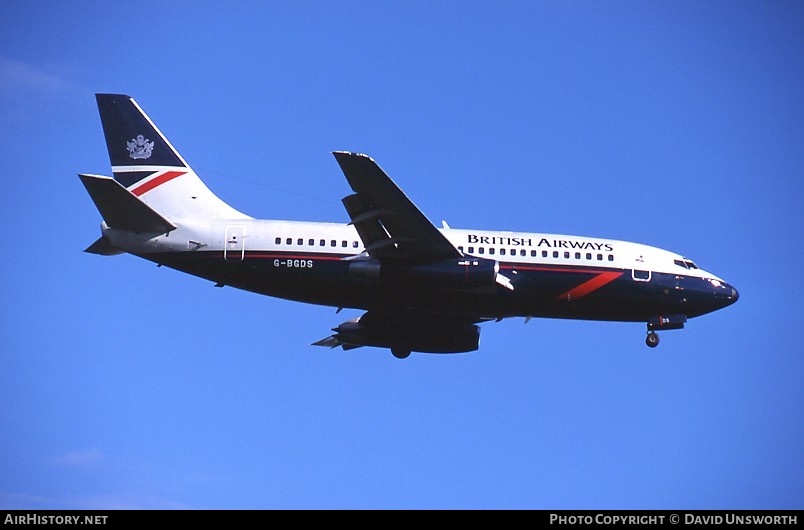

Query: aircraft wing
[[333, 151, 461, 264]]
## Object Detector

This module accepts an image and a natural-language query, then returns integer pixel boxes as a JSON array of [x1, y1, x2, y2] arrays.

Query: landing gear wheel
[[646, 332, 660, 348], [391, 348, 411, 359]]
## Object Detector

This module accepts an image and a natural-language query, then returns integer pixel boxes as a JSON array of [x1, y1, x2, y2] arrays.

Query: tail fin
[[94, 94, 249, 221]]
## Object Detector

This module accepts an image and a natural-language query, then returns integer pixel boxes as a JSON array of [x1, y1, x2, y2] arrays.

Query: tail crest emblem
[[127, 135, 154, 159]]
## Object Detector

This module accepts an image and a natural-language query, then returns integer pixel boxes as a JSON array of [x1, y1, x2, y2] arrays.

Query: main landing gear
[[391, 347, 412, 359]]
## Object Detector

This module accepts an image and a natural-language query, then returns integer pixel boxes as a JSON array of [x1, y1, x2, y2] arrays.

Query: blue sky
[[1, 1, 802, 509]]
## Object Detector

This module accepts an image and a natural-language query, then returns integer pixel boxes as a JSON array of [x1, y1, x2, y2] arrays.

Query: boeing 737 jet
[[79, 94, 738, 358]]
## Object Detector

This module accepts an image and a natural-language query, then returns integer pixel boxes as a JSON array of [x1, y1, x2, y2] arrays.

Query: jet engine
[[330, 316, 480, 355]]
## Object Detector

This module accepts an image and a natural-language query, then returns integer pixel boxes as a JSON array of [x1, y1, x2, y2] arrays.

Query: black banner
[[1, 510, 801, 525]]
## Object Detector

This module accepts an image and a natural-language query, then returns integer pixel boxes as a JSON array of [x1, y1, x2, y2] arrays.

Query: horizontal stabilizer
[[312, 335, 364, 351], [312, 335, 340, 348], [79, 174, 176, 233], [84, 236, 124, 255]]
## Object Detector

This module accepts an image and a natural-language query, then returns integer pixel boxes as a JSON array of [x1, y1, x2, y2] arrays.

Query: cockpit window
[[676, 258, 699, 270]]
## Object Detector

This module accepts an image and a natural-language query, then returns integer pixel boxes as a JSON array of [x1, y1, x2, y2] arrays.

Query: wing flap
[[341, 193, 398, 258]]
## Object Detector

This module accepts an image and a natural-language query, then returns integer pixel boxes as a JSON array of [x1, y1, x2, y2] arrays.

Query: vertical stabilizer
[[95, 94, 249, 221]]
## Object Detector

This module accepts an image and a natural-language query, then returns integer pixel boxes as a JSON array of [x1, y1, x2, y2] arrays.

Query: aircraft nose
[[714, 281, 739, 307], [708, 279, 740, 309]]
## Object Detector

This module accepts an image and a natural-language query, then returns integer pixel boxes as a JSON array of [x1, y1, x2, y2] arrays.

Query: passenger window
[[564, 252, 570, 259], [297, 238, 303, 245], [331, 240, 336, 247], [458, 246, 464, 252], [478, 247, 485, 255], [499, 248, 505, 255], [597, 254, 603, 261], [342, 240, 347, 247], [608, 255, 614, 261], [531, 250, 538, 257], [553, 251, 559, 258], [575, 252, 581, 259], [286, 237, 292, 245], [586, 253, 592, 260], [309, 239, 314, 246], [542, 250, 548, 258], [320, 239, 325, 246], [275, 237, 281, 245], [353, 241, 359, 248], [489, 248, 495, 255], [520, 249, 526, 256]]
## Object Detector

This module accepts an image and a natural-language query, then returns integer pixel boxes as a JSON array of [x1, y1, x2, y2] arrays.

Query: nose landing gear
[[645, 314, 687, 348]]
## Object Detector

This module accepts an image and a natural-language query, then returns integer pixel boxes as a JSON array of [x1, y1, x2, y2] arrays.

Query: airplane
[[79, 94, 739, 358]]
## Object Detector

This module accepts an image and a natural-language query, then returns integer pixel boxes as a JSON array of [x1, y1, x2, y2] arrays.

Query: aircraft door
[[224, 225, 245, 261], [631, 269, 652, 282]]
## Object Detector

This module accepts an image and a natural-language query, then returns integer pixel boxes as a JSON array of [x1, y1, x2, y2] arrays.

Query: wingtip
[[332, 151, 374, 161], [95, 93, 133, 101]]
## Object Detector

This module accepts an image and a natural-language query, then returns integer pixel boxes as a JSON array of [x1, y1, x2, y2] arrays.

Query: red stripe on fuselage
[[131, 171, 186, 196], [502, 264, 611, 275], [556, 271, 623, 301], [241, 252, 345, 261]]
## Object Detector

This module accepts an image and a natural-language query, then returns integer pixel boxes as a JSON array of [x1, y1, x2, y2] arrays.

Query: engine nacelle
[[410, 258, 498, 288], [348, 257, 499, 289], [348, 259, 382, 280], [333, 318, 480, 354]]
